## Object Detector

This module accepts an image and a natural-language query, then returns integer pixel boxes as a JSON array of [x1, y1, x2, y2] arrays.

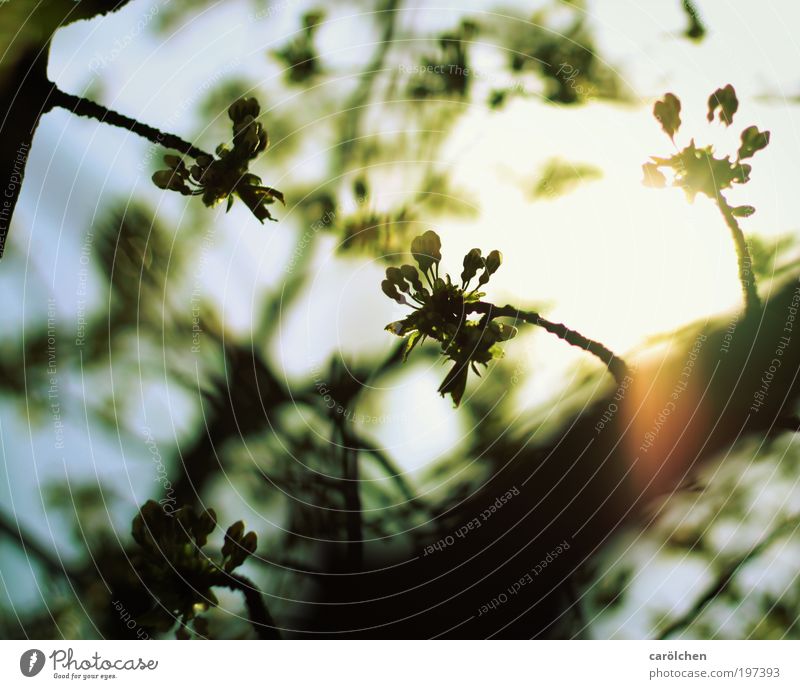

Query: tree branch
[[338, 422, 364, 572], [47, 86, 211, 159], [212, 572, 281, 639], [472, 302, 630, 383], [337, 0, 401, 167], [716, 191, 761, 314], [0, 508, 79, 584], [0, 47, 53, 259]]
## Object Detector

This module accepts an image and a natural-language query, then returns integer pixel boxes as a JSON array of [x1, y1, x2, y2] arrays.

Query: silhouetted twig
[[213, 572, 281, 639], [472, 302, 630, 383], [48, 86, 211, 159], [715, 191, 761, 314]]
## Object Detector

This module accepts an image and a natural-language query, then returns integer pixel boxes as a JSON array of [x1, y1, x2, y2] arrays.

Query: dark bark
[[0, 0, 135, 258]]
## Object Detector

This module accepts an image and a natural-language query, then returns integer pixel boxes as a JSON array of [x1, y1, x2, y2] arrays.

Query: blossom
[[383, 230, 515, 406], [152, 97, 284, 222]]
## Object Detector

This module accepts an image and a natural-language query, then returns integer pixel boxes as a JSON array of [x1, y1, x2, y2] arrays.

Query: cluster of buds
[[131, 500, 258, 632], [643, 85, 770, 205], [153, 97, 284, 222], [382, 230, 516, 406]]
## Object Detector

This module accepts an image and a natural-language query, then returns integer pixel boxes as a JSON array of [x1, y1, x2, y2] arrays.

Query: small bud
[[460, 248, 483, 285], [411, 230, 442, 274], [400, 264, 424, 293], [381, 279, 407, 305], [386, 266, 409, 292]]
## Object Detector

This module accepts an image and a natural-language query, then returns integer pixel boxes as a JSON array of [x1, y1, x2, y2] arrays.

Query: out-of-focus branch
[[0, 508, 79, 583], [212, 572, 281, 640], [658, 514, 799, 639], [336, 0, 401, 167]]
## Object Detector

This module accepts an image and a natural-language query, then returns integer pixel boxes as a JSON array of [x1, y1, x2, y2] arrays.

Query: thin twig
[[715, 191, 761, 314], [472, 302, 630, 384], [47, 86, 210, 159], [213, 572, 281, 639]]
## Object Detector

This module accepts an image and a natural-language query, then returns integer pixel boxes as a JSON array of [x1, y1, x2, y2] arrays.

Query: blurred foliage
[[408, 20, 476, 100], [531, 157, 602, 199], [487, 2, 629, 105], [129, 501, 258, 636], [272, 11, 325, 85], [682, 0, 707, 42]]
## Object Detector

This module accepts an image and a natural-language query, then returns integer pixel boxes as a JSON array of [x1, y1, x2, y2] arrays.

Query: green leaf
[[731, 205, 756, 218], [707, 84, 738, 126], [731, 162, 752, 184], [532, 158, 602, 199], [193, 509, 217, 547], [737, 126, 770, 160], [403, 331, 422, 361], [682, 0, 706, 41], [653, 93, 682, 139], [437, 361, 469, 407], [386, 320, 413, 336]]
